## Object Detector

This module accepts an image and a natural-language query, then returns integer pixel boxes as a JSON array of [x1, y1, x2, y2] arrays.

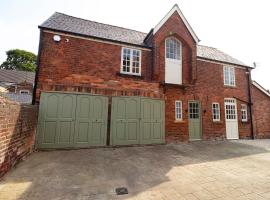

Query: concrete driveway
[[1, 140, 270, 200]]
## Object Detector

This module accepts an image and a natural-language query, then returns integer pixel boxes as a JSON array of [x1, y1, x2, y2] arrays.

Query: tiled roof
[[197, 45, 249, 67], [40, 12, 249, 67], [40, 12, 148, 46], [2, 93, 32, 104], [252, 81, 270, 97], [0, 69, 35, 84]]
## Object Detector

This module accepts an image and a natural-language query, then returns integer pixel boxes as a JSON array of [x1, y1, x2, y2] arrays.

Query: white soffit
[[153, 4, 200, 44]]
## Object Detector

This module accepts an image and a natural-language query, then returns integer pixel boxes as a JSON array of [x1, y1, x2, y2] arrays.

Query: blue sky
[[0, 0, 269, 89]]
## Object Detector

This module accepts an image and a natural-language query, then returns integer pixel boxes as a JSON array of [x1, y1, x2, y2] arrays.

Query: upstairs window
[[241, 104, 248, 122], [224, 66, 235, 86], [212, 103, 220, 121], [166, 38, 181, 60], [121, 47, 141, 75], [175, 101, 182, 120]]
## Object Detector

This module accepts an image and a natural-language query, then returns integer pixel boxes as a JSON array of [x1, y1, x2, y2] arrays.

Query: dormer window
[[121, 47, 141, 76], [166, 38, 181, 60], [165, 37, 182, 85]]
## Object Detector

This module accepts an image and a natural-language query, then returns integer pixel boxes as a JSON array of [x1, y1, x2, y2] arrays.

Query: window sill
[[213, 121, 223, 124], [224, 85, 236, 88], [117, 72, 143, 79], [241, 120, 249, 123], [174, 120, 186, 123]]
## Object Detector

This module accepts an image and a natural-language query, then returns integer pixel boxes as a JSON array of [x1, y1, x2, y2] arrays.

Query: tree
[[0, 49, 37, 72]]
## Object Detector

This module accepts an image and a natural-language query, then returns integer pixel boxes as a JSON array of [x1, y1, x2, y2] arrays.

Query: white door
[[165, 37, 182, 85], [224, 98, 239, 139]]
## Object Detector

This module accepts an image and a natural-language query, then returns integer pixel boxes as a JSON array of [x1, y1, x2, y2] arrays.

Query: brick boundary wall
[[0, 96, 38, 178]]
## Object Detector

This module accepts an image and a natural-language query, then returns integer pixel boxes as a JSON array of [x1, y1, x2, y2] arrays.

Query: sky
[[0, 0, 269, 89]]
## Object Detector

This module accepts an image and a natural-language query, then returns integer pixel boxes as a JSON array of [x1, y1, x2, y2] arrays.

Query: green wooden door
[[74, 95, 108, 147], [111, 96, 140, 145], [37, 92, 108, 149], [37, 92, 76, 149], [188, 101, 202, 140], [140, 98, 165, 144], [111, 96, 165, 145]]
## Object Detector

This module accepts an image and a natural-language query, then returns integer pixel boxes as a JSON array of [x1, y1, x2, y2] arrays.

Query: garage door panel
[[92, 96, 104, 118], [153, 122, 162, 140], [91, 122, 103, 142], [127, 99, 139, 118], [111, 97, 164, 145], [141, 122, 151, 140], [76, 122, 89, 143], [77, 96, 91, 118], [43, 121, 57, 144], [153, 101, 162, 119], [127, 121, 139, 140], [58, 121, 73, 144], [111, 97, 140, 145], [140, 98, 165, 144], [116, 121, 126, 140], [141, 101, 151, 119], [61, 95, 75, 118], [46, 94, 59, 118], [37, 93, 108, 149]]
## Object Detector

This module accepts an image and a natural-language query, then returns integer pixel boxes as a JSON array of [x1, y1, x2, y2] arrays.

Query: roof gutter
[[197, 56, 253, 69], [39, 26, 152, 50]]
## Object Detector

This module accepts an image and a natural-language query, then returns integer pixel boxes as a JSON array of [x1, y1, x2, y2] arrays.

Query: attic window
[[166, 38, 181, 60], [121, 47, 141, 76]]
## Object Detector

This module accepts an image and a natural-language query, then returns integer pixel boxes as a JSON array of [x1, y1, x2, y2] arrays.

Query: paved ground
[[1, 140, 270, 200]]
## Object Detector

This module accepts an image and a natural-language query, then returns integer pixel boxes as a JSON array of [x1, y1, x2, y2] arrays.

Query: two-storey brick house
[[34, 4, 255, 149]]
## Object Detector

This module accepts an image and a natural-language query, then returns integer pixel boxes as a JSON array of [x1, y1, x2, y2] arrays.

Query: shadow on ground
[[1, 140, 270, 200]]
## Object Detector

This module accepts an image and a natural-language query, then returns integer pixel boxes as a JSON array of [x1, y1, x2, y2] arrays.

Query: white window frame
[[165, 37, 182, 60], [19, 90, 30, 94], [165, 37, 183, 85], [224, 66, 236, 87], [241, 104, 248, 122], [120, 47, 141, 76], [175, 100, 183, 121], [212, 103, 220, 122]]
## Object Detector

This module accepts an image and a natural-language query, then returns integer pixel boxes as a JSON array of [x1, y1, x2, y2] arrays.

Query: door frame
[[188, 100, 202, 141], [224, 98, 239, 139]]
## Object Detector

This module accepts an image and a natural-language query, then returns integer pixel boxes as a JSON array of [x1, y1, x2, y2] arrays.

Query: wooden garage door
[[36, 92, 108, 149], [110, 96, 165, 145]]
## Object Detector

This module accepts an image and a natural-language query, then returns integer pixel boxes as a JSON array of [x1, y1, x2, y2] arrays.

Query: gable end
[[153, 4, 199, 44]]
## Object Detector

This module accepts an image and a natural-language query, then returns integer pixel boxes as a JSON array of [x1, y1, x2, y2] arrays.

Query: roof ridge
[[54, 12, 148, 35]]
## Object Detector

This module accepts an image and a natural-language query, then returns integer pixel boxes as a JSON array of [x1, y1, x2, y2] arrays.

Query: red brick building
[[34, 4, 261, 147], [252, 81, 270, 139]]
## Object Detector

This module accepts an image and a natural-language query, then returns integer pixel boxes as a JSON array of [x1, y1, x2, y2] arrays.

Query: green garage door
[[37, 92, 108, 149], [110, 97, 165, 145]]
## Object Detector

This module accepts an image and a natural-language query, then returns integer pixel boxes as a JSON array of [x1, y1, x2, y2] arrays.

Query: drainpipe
[[32, 30, 43, 105], [247, 68, 254, 139]]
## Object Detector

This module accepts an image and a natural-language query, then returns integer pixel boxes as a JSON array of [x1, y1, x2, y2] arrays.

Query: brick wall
[[152, 11, 196, 84], [0, 97, 38, 178], [252, 84, 270, 138], [36, 12, 253, 143], [150, 10, 252, 142], [164, 60, 252, 142], [35, 31, 163, 103]]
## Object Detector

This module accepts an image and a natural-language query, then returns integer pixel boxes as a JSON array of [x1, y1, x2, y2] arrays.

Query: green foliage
[[0, 49, 37, 72]]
